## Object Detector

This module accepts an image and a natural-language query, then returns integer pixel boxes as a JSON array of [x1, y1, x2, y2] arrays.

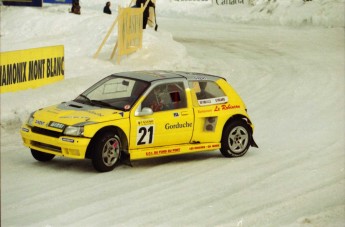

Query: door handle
[[181, 111, 189, 116]]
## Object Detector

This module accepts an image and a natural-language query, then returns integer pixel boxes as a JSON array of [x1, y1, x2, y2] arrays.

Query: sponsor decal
[[47, 110, 61, 114], [60, 116, 89, 120], [215, 97, 226, 102], [146, 148, 181, 157], [198, 99, 212, 105], [61, 138, 75, 143], [189, 144, 220, 151], [214, 104, 240, 111], [211, 144, 220, 148], [165, 122, 192, 130], [137, 119, 154, 126], [35, 120, 45, 126], [48, 121, 65, 130], [198, 109, 212, 113], [85, 110, 104, 117], [198, 96, 228, 106], [173, 112, 179, 117], [189, 145, 205, 151], [194, 76, 207, 80]]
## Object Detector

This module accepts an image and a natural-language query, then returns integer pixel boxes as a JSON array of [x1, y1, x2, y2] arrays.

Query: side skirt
[[130, 142, 221, 160]]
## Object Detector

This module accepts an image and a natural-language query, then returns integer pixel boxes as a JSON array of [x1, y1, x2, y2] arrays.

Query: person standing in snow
[[135, 0, 155, 29], [70, 0, 81, 15], [103, 1, 112, 15]]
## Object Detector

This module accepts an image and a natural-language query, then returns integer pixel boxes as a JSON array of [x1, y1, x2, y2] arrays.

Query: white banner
[[213, 0, 252, 6]]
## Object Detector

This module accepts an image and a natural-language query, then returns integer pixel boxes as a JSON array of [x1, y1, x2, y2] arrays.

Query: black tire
[[92, 132, 122, 172], [220, 121, 251, 157], [31, 149, 55, 162]]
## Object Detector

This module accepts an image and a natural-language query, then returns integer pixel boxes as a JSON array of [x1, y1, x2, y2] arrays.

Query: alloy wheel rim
[[102, 138, 120, 167], [228, 126, 249, 153]]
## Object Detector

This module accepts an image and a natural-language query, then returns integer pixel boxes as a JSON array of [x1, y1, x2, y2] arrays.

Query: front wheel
[[31, 149, 55, 162], [220, 121, 251, 157], [92, 132, 122, 172]]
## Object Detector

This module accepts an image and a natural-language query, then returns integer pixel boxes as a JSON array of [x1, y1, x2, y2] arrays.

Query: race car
[[20, 70, 258, 172]]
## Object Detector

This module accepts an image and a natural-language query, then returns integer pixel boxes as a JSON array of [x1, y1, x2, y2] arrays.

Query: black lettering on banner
[[216, 0, 244, 5], [0, 62, 28, 86], [28, 59, 45, 81], [47, 57, 64, 78], [137, 126, 154, 145]]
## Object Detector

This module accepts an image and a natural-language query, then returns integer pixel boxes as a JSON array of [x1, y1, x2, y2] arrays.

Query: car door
[[129, 81, 194, 149], [188, 80, 229, 143]]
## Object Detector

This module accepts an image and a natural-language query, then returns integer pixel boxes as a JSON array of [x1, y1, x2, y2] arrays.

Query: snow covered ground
[[1, 0, 344, 226]]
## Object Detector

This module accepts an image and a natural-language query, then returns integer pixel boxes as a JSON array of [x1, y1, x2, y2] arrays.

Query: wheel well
[[223, 114, 253, 135], [85, 126, 128, 159], [223, 114, 258, 148]]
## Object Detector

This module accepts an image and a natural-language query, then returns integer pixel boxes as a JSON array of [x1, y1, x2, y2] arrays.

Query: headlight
[[63, 126, 84, 136], [27, 112, 35, 127]]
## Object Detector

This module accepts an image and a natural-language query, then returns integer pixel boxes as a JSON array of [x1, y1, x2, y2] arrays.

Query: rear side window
[[142, 82, 187, 112], [189, 81, 228, 106]]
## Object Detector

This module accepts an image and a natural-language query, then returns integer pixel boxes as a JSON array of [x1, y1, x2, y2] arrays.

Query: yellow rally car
[[20, 70, 258, 172]]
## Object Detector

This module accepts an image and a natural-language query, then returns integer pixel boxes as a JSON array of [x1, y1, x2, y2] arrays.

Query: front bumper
[[20, 126, 91, 159]]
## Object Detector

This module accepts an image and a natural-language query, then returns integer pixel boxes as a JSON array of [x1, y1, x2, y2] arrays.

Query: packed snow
[[1, 0, 344, 226]]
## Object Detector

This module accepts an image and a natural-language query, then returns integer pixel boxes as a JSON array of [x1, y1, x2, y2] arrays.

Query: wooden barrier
[[94, 0, 149, 64]]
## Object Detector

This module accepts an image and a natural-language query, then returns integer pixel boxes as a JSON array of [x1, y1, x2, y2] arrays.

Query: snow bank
[[157, 0, 345, 27]]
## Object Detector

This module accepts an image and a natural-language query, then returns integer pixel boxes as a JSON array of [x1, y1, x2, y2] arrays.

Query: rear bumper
[[20, 126, 91, 159]]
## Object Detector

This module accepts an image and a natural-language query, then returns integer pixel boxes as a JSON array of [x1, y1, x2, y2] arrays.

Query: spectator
[[71, 0, 81, 15], [135, 0, 155, 29], [103, 1, 112, 15]]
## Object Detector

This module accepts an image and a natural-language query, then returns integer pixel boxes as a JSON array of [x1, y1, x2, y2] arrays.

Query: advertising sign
[[213, 0, 249, 5], [117, 7, 143, 63], [43, 0, 72, 4], [0, 45, 65, 93], [2, 0, 43, 7]]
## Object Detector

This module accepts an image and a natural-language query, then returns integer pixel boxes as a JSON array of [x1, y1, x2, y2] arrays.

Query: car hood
[[31, 101, 127, 129]]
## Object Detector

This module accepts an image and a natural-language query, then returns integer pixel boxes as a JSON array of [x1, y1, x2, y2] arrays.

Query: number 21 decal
[[137, 125, 154, 145]]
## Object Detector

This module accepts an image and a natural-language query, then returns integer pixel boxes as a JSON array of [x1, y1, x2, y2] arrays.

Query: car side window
[[142, 82, 187, 112], [189, 81, 227, 106]]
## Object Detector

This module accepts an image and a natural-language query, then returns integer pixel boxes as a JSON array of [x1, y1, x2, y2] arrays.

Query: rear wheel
[[220, 121, 251, 157], [92, 132, 122, 172], [31, 149, 55, 162]]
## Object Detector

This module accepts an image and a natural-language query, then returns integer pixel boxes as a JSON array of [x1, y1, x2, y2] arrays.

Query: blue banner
[[43, 0, 72, 4], [2, 0, 43, 7]]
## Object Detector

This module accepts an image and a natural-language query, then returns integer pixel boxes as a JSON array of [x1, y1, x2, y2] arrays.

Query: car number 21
[[137, 125, 155, 145]]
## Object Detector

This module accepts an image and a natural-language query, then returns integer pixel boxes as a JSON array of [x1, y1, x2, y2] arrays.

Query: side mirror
[[135, 107, 153, 116]]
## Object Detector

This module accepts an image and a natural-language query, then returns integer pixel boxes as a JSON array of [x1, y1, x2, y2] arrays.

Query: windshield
[[74, 76, 150, 111]]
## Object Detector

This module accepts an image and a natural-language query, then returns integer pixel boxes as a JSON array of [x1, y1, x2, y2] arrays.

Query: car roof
[[112, 70, 225, 82]]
